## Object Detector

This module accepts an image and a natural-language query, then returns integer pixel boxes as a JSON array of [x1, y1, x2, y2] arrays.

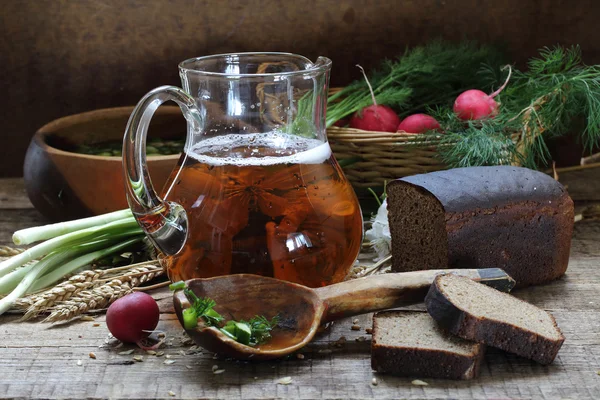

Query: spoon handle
[[314, 268, 514, 322]]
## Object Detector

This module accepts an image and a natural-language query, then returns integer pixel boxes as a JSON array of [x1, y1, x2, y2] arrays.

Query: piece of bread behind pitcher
[[386, 166, 574, 287]]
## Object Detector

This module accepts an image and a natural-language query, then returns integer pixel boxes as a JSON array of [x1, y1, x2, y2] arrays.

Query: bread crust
[[425, 275, 565, 365], [371, 311, 485, 380]]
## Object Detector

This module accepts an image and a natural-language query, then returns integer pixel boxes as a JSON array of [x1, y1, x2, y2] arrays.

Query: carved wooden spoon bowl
[[173, 268, 514, 360]]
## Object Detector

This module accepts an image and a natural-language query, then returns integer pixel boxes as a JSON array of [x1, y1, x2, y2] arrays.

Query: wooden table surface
[[1, 177, 600, 400]]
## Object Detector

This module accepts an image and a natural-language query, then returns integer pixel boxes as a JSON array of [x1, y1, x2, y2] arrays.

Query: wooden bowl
[[24, 106, 185, 221]]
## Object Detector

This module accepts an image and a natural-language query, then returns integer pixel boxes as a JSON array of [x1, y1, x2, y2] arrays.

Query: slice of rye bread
[[371, 311, 485, 380], [425, 274, 565, 365]]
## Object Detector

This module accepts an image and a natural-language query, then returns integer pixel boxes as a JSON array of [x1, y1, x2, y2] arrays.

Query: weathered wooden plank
[[556, 163, 600, 201], [0, 177, 32, 209], [0, 310, 599, 399], [0, 209, 47, 246]]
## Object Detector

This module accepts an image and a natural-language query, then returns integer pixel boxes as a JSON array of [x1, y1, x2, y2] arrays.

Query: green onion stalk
[[0, 209, 147, 317]]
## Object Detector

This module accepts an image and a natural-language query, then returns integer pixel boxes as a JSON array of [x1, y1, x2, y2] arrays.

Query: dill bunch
[[431, 45, 600, 169], [326, 41, 506, 127]]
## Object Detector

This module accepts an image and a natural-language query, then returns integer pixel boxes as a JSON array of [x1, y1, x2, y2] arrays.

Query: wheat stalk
[[18, 270, 107, 320], [44, 265, 164, 323], [0, 245, 25, 259], [14, 261, 161, 318]]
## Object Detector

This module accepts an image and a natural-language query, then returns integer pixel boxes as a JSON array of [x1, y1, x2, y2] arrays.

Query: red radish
[[349, 65, 401, 132], [349, 105, 400, 132], [106, 292, 159, 344], [397, 114, 441, 134], [333, 118, 349, 127], [454, 66, 512, 120]]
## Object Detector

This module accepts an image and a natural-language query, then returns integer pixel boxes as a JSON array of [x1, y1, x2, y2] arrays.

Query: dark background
[[2, 0, 599, 177]]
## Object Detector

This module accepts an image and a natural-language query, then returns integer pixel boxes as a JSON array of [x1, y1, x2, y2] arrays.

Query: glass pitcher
[[123, 53, 363, 288]]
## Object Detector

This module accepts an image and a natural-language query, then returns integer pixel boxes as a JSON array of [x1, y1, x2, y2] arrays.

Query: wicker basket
[[327, 126, 451, 190]]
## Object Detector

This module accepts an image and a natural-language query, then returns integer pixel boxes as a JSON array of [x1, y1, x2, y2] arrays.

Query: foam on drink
[[186, 132, 331, 166]]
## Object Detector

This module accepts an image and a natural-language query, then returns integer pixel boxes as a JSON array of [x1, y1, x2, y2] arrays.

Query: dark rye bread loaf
[[386, 166, 574, 287], [425, 274, 565, 365], [371, 311, 485, 380]]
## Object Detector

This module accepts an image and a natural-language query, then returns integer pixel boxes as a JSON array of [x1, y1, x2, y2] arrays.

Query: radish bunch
[[345, 65, 512, 134]]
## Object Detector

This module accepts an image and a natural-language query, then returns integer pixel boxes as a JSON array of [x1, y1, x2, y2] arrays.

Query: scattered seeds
[[212, 365, 219, 372], [185, 365, 193, 370], [365, 328, 373, 334], [156, 351, 165, 357], [168, 390, 176, 397], [334, 336, 347, 347], [412, 379, 429, 386], [146, 350, 157, 356], [213, 369, 226, 375], [164, 360, 176, 365], [178, 350, 186, 356], [93, 323, 100, 327], [351, 325, 361, 331], [158, 332, 166, 338], [296, 353, 305, 360], [166, 355, 172, 359], [318, 349, 332, 354], [353, 318, 359, 324], [372, 377, 378, 386], [89, 352, 96, 359], [133, 355, 144, 362], [355, 336, 366, 342], [76, 360, 83, 366], [277, 376, 293, 385], [119, 349, 135, 355], [81, 316, 95, 321]]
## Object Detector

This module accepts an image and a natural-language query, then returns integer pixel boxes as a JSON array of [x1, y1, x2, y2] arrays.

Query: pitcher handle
[[122, 85, 201, 256]]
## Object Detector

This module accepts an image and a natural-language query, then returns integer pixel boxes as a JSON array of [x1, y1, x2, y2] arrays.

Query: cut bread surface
[[387, 184, 447, 272], [374, 311, 477, 354]]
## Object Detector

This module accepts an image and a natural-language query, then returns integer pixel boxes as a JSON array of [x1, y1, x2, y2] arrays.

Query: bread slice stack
[[371, 274, 564, 379]]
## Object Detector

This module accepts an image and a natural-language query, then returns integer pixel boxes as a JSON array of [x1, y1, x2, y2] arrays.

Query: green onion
[[28, 237, 143, 293], [169, 281, 185, 291], [182, 307, 198, 329], [0, 217, 141, 278], [0, 248, 82, 314], [0, 261, 38, 294], [219, 327, 237, 340], [12, 209, 135, 245], [233, 321, 252, 345]]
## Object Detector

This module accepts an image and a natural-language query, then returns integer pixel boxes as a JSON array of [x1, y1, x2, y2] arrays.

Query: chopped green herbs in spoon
[[172, 282, 279, 347]]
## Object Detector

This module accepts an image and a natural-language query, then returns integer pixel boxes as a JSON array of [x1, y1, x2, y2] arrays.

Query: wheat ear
[[44, 265, 163, 323]]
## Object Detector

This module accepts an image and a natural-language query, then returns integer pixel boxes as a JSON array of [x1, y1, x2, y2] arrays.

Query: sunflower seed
[[277, 376, 293, 385]]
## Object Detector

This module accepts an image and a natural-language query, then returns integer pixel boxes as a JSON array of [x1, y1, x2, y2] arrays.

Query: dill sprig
[[326, 41, 505, 127], [244, 315, 280, 346]]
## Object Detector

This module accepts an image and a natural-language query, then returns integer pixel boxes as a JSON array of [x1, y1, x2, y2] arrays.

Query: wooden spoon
[[173, 268, 514, 360]]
